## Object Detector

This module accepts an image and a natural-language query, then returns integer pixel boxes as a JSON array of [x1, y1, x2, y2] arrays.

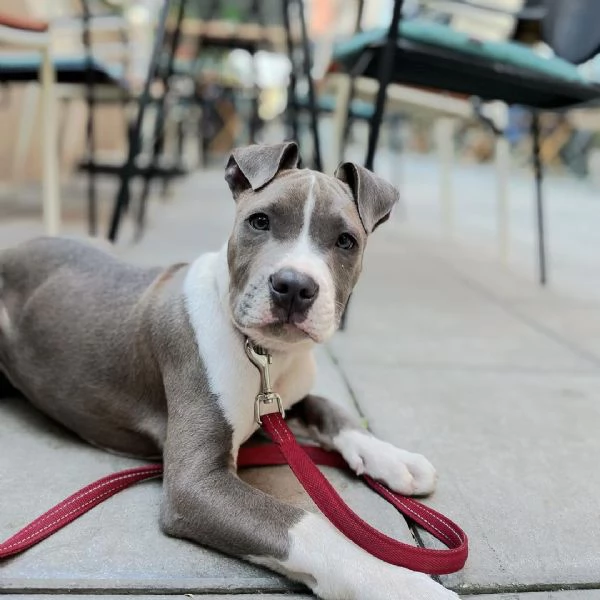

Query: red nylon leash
[[0, 413, 468, 574]]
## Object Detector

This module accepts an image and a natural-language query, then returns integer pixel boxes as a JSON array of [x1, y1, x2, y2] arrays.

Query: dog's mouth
[[266, 320, 315, 340], [231, 311, 318, 347]]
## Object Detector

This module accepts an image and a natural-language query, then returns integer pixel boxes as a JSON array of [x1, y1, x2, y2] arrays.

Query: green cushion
[[333, 19, 587, 84], [296, 93, 375, 119]]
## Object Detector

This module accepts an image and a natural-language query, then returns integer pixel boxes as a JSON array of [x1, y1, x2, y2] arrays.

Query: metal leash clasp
[[245, 339, 285, 425]]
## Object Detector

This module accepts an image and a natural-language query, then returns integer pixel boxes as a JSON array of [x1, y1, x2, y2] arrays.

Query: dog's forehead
[[235, 168, 362, 236]]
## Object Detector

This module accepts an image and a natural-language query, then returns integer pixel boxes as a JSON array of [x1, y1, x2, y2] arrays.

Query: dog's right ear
[[225, 141, 300, 200]]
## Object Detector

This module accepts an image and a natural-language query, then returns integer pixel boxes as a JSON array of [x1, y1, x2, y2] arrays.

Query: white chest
[[183, 251, 315, 453]]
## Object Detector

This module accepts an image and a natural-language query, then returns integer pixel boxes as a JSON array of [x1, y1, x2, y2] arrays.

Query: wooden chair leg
[[40, 47, 60, 236]]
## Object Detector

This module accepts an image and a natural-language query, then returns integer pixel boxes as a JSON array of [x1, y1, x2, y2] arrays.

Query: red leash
[[0, 413, 467, 574]]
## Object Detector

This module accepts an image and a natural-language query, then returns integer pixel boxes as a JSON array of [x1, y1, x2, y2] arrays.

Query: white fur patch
[[249, 513, 458, 600], [275, 174, 336, 342], [183, 248, 315, 453], [333, 430, 437, 496]]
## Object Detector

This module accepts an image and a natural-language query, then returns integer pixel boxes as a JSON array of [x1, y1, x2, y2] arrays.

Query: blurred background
[[2, 4, 600, 593], [1, 0, 600, 297]]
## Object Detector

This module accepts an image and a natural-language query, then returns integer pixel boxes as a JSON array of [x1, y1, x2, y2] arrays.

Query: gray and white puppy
[[0, 142, 456, 600]]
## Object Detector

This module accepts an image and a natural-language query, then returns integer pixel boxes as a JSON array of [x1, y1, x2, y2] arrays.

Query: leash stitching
[[1, 469, 160, 551], [369, 480, 456, 546]]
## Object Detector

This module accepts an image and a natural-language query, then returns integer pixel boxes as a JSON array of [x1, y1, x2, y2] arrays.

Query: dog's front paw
[[333, 430, 437, 496]]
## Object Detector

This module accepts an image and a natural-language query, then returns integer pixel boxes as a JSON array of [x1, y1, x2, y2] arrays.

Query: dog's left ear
[[335, 162, 399, 233], [225, 141, 300, 199]]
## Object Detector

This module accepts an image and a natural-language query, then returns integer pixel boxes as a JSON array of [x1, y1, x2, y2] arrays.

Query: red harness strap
[[0, 413, 468, 574]]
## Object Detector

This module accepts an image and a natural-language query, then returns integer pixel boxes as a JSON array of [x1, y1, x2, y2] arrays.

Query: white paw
[[279, 513, 458, 600], [333, 430, 437, 496], [317, 558, 459, 600], [397, 571, 460, 600]]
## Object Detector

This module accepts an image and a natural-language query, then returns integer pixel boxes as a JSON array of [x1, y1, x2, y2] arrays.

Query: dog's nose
[[269, 268, 319, 316]]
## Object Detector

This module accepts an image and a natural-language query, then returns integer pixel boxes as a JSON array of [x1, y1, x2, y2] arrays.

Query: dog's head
[[224, 141, 398, 351]]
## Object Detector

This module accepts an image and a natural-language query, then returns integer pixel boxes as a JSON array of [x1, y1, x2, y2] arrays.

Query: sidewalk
[[1, 161, 599, 599]]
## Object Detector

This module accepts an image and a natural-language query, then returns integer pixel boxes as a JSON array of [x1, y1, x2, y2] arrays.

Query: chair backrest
[[541, 0, 600, 65]]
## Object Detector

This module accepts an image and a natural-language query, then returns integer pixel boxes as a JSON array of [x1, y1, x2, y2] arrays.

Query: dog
[[0, 142, 457, 600]]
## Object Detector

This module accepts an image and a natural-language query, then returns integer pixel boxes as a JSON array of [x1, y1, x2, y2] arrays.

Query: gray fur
[[291, 394, 362, 444], [0, 236, 300, 559], [227, 167, 368, 336], [335, 161, 399, 233], [0, 143, 399, 576], [225, 141, 299, 198]]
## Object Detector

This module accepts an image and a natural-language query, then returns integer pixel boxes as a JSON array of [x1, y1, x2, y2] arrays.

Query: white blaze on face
[[274, 174, 336, 341]]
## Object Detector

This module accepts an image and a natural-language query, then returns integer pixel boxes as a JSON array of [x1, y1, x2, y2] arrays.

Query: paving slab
[[0, 346, 411, 594], [332, 231, 596, 374], [510, 304, 600, 366], [335, 363, 600, 593], [400, 235, 600, 369]]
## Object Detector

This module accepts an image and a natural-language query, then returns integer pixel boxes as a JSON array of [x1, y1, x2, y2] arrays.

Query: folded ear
[[335, 162, 399, 233], [225, 141, 300, 199]]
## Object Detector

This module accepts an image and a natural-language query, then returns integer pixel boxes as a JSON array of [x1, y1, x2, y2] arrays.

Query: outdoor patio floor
[[1, 156, 599, 599]]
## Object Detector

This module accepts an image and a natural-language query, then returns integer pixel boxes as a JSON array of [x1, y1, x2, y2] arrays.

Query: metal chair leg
[[282, 0, 299, 142], [364, 0, 403, 170], [296, 0, 322, 172], [108, 0, 172, 243], [82, 0, 97, 236], [531, 112, 547, 285], [135, 0, 186, 240], [342, 1, 404, 330]]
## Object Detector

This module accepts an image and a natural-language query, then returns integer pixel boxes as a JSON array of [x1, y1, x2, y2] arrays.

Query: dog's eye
[[336, 233, 356, 250], [248, 213, 270, 231]]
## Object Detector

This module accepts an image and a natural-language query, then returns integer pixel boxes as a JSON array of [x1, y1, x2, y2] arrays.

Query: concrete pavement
[[1, 159, 599, 598]]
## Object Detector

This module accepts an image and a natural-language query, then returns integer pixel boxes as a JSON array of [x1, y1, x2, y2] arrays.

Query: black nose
[[269, 268, 319, 317]]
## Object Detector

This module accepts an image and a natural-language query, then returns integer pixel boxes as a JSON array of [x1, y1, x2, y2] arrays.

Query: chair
[[0, 13, 60, 235], [330, 0, 600, 287], [0, 1, 134, 236]]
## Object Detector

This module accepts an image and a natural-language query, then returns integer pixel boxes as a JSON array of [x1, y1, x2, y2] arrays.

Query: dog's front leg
[[291, 394, 438, 496], [160, 387, 455, 599]]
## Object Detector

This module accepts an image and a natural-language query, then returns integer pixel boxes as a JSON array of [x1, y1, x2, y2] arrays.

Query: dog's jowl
[[0, 142, 455, 600]]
